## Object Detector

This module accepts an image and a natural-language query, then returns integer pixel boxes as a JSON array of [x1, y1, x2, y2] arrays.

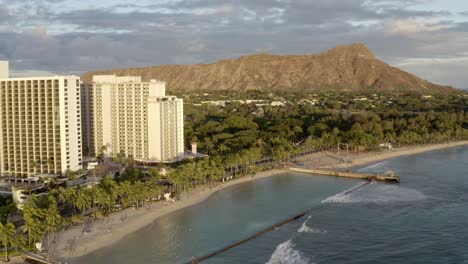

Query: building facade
[[91, 75, 184, 163], [0, 61, 8, 78], [0, 61, 83, 177], [80, 83, 94, 157]]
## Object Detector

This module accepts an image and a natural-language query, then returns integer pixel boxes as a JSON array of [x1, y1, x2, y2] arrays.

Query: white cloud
[[394, 56, 468, 88], [385, 19, 453, 35], [1, 0, 468, 87], [395, 56, 468, 67], [10, 69, 59, 77]]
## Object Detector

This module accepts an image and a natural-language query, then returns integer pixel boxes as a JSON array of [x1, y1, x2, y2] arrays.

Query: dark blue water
[[80, 146, 468, 264]]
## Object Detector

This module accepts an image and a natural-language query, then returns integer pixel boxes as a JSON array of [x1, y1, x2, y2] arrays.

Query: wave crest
[[321, 183, 425, 204], [297, 216, 327, 234], [266, 240, 311, 264]]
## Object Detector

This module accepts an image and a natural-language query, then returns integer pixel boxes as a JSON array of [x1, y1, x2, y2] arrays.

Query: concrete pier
[[289, 168, 400, 183]]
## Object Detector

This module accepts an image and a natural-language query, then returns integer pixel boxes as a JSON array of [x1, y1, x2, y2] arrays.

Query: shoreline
[[51, 141, 467, 262], [328, 141, 468, 170], [53, 168, 289, 262]]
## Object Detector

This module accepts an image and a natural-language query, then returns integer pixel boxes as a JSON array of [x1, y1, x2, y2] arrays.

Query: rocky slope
[[82, 43, 455, 94]]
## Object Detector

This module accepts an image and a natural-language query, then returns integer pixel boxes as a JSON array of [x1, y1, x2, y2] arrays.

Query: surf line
[[342, 181, 372, 195], [187, 212, 306, 264], [188, 181, 373, 263]]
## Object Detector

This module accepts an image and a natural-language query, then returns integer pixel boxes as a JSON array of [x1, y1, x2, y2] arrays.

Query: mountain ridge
[[82, 43, 457, 94]]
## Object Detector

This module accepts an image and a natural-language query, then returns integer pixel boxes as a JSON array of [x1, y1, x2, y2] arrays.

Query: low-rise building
[[11, 183, 47, 209]]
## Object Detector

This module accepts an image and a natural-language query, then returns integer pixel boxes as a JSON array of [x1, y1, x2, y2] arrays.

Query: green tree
[[0, 221, 24, 262], [75, 187, 92, 216]]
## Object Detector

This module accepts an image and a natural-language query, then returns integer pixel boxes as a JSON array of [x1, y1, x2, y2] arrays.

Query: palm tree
[[74, 187, 92, 216], [95, 188, 115, 215], [58, 187, 77, 215], [22, 196, 46, 247], [44, 203, 62, 253], [46, 178, 59, 189], [0, 221, 24, 262], [97, 145, 107, 163], [149, 168, 161, 181], [116, 181, 131, 207]]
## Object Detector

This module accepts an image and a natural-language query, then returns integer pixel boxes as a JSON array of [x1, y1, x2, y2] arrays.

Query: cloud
[[0, 6, 12, 24], [0, 0, 467, 88], [396, 56, 468, 87], [395, 56, 468, 67], [385, 19, 453, 35]]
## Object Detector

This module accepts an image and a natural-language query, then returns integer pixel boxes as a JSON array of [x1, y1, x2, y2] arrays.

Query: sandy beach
[[326, 141, 468, 169], [43, 141, 468, 263], [52, 168, 289, 262]]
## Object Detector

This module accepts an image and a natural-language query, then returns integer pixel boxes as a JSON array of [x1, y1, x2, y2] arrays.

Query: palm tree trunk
[[5, 244, 9, 262]]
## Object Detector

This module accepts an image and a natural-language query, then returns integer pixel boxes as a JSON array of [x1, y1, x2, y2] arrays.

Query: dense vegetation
[[0, 196, 16, 224], [182, 90, 468, 157]]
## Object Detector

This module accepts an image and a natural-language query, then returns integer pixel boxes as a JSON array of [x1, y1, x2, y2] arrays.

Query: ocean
[[78, 145, 468, 264]]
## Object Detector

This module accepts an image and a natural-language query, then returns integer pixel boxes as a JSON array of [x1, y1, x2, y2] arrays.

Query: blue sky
[[1, 0, 467, 88]]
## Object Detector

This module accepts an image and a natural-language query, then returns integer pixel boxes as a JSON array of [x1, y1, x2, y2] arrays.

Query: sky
[[0, 0, 467, 88]]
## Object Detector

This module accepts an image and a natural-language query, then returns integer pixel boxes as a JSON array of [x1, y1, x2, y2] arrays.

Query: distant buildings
[[87, 75, 184, 163], [0, 61, 83, 177]]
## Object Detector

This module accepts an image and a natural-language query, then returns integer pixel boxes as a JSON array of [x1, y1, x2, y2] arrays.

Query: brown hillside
[[82, 43, 455, 94]]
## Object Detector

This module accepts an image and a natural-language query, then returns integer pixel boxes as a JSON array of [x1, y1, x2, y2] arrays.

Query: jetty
[[18, 249, 61, 264], [289, 168, 400, 183], [188, 166, 399, 263], [188, 211, 306, 263]]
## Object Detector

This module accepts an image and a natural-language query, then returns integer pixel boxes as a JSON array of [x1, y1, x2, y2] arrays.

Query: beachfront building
[[0, 61, 83, 177], [80, 83, 94, 157], [90, 75, 184, 163]]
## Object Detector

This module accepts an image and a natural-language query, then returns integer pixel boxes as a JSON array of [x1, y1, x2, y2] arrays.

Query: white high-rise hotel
[[0, 61, 82, 177], [0, 60, 183, 177], [87, 75, 184, 163]]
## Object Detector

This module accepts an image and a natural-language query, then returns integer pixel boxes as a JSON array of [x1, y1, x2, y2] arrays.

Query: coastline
[[53, 168, 289, 262], [327, 141, 468, 170], [51, 141, 467, 262]]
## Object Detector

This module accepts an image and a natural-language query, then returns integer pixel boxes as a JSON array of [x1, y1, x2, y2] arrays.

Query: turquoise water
[[78, 146, 468, 264]]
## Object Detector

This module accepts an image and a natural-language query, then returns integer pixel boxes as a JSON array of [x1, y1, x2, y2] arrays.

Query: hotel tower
[[88, 75, 184, 163], [0, 61, 83, 177]]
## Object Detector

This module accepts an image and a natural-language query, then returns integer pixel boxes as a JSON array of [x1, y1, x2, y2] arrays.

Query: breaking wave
[[321, 182, 425, 204], [321, 182, 372, 203], [297, 216, 327, 234], [266, 240, 311, 264]]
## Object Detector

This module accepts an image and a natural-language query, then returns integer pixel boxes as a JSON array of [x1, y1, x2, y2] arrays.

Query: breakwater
[[188, 212, 307, 263], [289, 168, 400, 183]]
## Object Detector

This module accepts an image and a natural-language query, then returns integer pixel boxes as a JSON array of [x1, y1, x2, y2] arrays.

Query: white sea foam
[[321, 182, 426, 204], [266, 240, 311, 264], [321, 182, 371, 203], [297, 216, 327, 234]]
